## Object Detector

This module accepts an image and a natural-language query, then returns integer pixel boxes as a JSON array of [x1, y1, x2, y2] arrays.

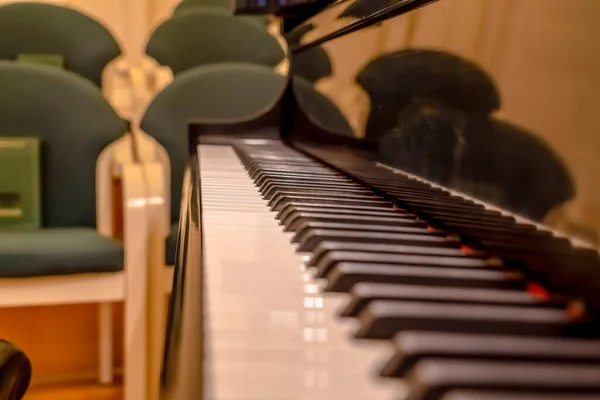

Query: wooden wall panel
[[0, 304, 124, 386]]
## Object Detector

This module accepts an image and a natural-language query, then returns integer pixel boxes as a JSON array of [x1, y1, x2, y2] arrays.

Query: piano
[[162, 0, 600, 399]]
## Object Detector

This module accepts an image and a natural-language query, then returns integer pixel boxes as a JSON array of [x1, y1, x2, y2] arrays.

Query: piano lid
[[285, 0, 600, 247]]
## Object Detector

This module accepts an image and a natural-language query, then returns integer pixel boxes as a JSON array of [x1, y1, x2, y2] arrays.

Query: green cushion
[[0, 2, 121, 86], [0, 62, 128, 228], [145, 9, 284, 76], [165, 223, 178, 266], [173, 3, 270, 27], [0, 228, 123, 277]]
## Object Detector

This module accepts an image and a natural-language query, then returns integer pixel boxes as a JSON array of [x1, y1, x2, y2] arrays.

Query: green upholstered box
[[0, 137, 41, 229], [16, 53, 65, 69]]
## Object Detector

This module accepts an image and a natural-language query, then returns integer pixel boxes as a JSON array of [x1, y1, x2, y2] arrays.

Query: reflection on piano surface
[[162, 0, 600, 399]]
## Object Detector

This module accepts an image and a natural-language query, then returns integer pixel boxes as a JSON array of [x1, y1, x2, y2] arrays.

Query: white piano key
[[198, 144, 395, 400]]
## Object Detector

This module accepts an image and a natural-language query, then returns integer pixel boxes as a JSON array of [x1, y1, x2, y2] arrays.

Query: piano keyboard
[[198, 141, 600, 400]]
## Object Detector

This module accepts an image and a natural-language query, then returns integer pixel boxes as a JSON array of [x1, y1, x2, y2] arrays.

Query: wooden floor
[[25, 383, 122, 400]]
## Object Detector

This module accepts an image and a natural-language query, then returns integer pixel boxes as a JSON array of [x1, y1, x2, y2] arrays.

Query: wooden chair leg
[[123, 283, 148, 400], [98, 302, 114, 384], [148, 281, 167, 400]]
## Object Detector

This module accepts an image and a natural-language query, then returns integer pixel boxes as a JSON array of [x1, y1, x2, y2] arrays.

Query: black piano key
[[478, 235, 572, 252], [262, 186, 372, 201], [270, 192, 385, 211], [261, 182, 363, 197], [271, 195, 387, 211], [260, 178, 361, 188], [253, 172, 345, 181], [249, 164, 333, 172], [438, 217, 538, 232], [284, 212, 423, 232], [293, 221, 443, 243], [296, 229, 458, 252], [469, 227, 558, 242], [257, 178, 354, 191], [386, 195, 488, 212], [249, 163, 328, 171], [247, 163, 324, 174], [325, 263, 524, 293], [404, 360, 600, 400], [307, 240, 478, 266], [454, 225, 553, 240], [355, 301, 596, 340], [315, 251, 499, 280], [377, 182, 454, 191], [252, 171, 341, 182], [374, 185, 454, 197], [381, 332, 600, 378], [276, 201, 396, 220], [341, 283, 557, 318], [442, 390, 600, 400], [506, 253, 600, 282], [280, 206, 409, 225], [254, 174, 348, 186], [369, 179, 449, 189], [416, 208, 516, 224], [383, 190, 480, 205]]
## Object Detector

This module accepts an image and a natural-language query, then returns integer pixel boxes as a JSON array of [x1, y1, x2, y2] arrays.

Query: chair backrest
[[173, 1, 270, 27], [0, 2, 121, 87], [141, 63, 351, 222], [0, 62, 128, 227], [146, 9, 284, 76]]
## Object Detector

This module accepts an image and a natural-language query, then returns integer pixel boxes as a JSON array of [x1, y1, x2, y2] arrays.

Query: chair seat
[[165, 223, 178, 266], [0, 228, 123, 278]]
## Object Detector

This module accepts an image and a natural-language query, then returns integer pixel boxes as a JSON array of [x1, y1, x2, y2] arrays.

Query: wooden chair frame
[[0, 134, 149, 400]]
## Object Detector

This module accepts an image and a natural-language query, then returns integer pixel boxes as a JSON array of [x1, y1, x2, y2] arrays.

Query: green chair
[[173, 0, 270, 27], [146, 8, 285, 77], [141, 6, 287, 109], [0, 62, 148, 400], [0, 2, 144, 120], [135, 62, 351, 397]]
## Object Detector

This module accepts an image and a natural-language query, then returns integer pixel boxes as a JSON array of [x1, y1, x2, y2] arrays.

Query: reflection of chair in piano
[[356, 49, 501, 139], [0, 63, 148, 399], [379, 102, 575, 221], [0, 2, 144, 121], [284, 23, 333, 83], [0, 339, 30, 400], [359, 50, 573, 221]]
